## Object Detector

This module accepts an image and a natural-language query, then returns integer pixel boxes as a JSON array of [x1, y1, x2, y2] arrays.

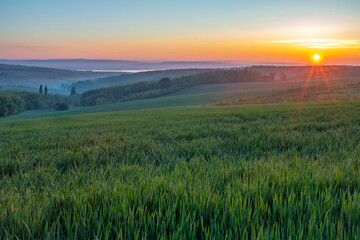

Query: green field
[[2, 81, 277, 121], [168, 78, 360, 98], [3, 78, 359, 121], [1, 101, 360, 239], [0, 94, 205, 121]]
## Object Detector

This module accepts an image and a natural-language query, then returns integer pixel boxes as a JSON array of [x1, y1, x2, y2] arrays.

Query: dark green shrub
[[54, 102, 69, 111]]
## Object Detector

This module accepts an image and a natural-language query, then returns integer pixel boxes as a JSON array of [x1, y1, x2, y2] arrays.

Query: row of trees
[[0, 86, 79, 117], [39, 85, 76, 95], [39, 85, 48, 95], [81, 69, 264, 106]]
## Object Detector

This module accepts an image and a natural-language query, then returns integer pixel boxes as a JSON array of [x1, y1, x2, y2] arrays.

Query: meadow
[[1, 101, 360, 239], [2, 77, 359, 122]]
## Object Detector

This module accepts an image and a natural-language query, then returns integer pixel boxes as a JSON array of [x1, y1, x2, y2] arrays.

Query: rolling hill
[[68, 69, 216, 93], [2, 76, 359, 121], [0, 64, 120, 91]]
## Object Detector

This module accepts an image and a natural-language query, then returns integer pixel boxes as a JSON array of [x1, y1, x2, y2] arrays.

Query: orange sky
[[2, 37, 359, 65], [1, 0, 359, 64]]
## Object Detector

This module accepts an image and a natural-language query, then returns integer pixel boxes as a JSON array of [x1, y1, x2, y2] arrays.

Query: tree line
[[81, 69, 264, 106], [0, 86, 79, 117]]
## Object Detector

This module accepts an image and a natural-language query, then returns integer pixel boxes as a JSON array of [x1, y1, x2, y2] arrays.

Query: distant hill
[[69, 69, 217, 93], [248, 65, 360, 80], [0, 85, 38, 93], [72, 65, 360, 93], [80, 69, 264, 106], [0, 59, 244, 71], [0, 64, 120, 91]]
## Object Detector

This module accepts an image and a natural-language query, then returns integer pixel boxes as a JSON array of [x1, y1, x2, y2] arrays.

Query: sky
[[0, 0, 359, 64]]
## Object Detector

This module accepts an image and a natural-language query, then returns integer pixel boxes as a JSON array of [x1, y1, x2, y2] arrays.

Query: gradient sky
[[1, 0, 359, 64]]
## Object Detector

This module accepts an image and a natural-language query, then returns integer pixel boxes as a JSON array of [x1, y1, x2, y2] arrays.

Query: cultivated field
[[1, 101, 359, 239]]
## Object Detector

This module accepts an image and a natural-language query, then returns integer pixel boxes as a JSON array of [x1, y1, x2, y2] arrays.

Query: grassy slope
[[169, 78, 360, 96], [3, 78, 359, 121], [2, 81, 282, 121], [0, 101, 359, 239], [0, 94, 206, 121]]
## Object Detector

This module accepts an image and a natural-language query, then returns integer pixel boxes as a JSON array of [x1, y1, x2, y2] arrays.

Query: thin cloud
[[271, 39, 360, 49], [10, 45, 50, 50]]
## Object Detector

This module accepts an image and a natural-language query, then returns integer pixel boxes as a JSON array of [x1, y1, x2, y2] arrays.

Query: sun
[[313, 54, 321, 62]]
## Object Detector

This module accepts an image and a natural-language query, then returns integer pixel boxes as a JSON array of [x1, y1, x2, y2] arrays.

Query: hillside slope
[[2, 78, 359, 121], [69, 69, 215, 92]]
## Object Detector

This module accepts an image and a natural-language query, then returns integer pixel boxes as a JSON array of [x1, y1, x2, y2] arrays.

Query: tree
[[9, 94, 24, 115], [95, 97, 107, 106], [280, 73, 287, 81], [269, 72, 276, 81], [71, 86, 76, 95], [54, 102, 69, 111], [39, 85, 43, 94], [44, 85, 48, 95], [0, 95, 10, 117], [0, 93, 24, 117], [159, 78, 170, 90], [22, 93, 41, 110]]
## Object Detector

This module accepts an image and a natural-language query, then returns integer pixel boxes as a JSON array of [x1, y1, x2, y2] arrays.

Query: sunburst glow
[[313, 54, 321, 61]]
